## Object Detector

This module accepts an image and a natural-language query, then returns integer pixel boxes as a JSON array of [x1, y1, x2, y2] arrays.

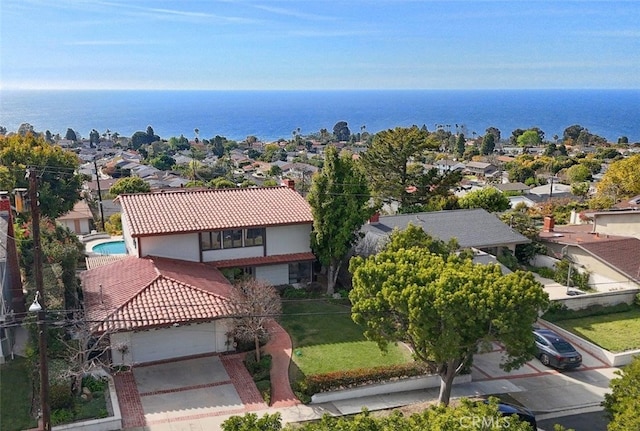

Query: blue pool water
[[92, 240, 126, 255]]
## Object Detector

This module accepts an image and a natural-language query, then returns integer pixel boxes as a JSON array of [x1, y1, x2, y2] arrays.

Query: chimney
[[543, 215, 555, 232], [369, 212, 380, 224], [282, 178, 295, 191], [0, 191, 10, 212]]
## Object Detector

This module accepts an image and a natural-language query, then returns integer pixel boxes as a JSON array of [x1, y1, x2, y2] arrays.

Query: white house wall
[[266, 224, 312, 255], [139, 233, 200, 261], [110, 320, 232, 366], [121, 212, 138, 257], [203, 245, 263, 263], [256, 264, 289, 285], [594, 213, 640, 239]]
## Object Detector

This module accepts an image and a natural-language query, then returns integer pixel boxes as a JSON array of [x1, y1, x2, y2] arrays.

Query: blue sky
[[1, 0, 638, 90]]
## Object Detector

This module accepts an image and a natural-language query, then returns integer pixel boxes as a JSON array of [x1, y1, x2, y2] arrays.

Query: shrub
[[222, 412, 282, 431], [255, 380, 271, 405], [51, 409, 74, 426], [49, 382, 73, 410], [280, 285, 310, 299], [301, 363, 430, 396], [530, 266, 555, 279], [543, 302, 634, 322], [244, 354, 272, 382], [82, 375, 107, 393]]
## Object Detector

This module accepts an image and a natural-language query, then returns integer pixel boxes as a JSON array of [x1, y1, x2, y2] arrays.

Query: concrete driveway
[[118, 354, 266, 430], [471, 341, 617, 416]]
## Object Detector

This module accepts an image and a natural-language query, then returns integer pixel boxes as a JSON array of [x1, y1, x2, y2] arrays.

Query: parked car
[[478, 398, 538, 430], [496, 401, 538, 429], [533, 328, 582, 369]]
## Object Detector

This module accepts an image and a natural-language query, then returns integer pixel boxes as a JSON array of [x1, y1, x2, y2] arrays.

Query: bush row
[[543, 301, 636, 322], [297, 362, 431, 397], [243, 353, 272, 404]]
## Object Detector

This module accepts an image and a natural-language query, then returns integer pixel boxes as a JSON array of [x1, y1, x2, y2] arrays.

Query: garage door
[[128, 322, 219, 364]]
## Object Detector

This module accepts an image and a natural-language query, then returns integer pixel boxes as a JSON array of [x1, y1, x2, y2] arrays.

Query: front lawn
[[551, 306, 640, 353], [0, 357, 37, 431], [280, 299, 413, 378]]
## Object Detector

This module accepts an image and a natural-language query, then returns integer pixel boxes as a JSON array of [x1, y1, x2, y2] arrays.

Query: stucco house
[[117, 186, 315, 285], [539, 221, 640, 292], [56, 199, 94, 234], [358, 208, 530, 257], [81, 256, 237, 365]]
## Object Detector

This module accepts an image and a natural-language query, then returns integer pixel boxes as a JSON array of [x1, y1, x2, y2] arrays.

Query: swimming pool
[[91, 240, 127, 255]]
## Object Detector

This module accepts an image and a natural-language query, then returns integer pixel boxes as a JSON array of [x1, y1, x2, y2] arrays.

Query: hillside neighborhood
[[1, 124, 640, 431]]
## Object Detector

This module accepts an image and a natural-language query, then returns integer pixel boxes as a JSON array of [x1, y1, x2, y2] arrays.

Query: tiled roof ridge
[[159, 273, 234, 303], [95, 272, 164, 332], [120, 185, 289, 198]]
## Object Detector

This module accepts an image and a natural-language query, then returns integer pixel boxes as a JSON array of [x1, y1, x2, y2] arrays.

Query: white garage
[[110, 319, 232, 366], [81, 256, 239, 367]]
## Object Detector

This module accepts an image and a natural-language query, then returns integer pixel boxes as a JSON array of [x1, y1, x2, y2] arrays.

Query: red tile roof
[[118, 187, 313, 237], [81, 256, 237, 333], [213, 252, 316, 269], [579, 238, 640, 283]]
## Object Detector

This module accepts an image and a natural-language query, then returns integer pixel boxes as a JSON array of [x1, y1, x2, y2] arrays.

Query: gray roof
[[361, 208, 529, 250]]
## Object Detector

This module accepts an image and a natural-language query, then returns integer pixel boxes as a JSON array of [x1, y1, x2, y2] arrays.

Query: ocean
[[1, 89, 638, 143]]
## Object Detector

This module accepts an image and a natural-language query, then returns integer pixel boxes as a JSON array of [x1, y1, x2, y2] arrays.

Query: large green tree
[[595, 154, 640, 202], [603, 356, 640, 431], [308, 146, 373, 294], [349, 230, 548, 405], [516, 130, 542, 148], [108, 176, 151, 195], [360, 126, 440, 208], [480, 133, 496, 155], [0, 133, 82, 218], [458, 187, 510, 213]]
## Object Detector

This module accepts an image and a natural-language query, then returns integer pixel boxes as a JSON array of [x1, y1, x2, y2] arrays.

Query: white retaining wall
[[539, 319, 640, 367], [53, 376, 122, 431], [311, 374, 472, 404], [555, 289, 639, 310]]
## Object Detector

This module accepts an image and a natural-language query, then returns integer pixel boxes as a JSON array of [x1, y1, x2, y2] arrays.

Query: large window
[[202, 231, 222, 250], [201, 228, 264, 251], [289, 261, 312, 284], [245, 228, 265, 247]]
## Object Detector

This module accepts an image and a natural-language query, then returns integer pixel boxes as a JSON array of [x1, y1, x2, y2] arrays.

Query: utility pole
[[29, 168, 51, 431], [93, 158, 105, 230]]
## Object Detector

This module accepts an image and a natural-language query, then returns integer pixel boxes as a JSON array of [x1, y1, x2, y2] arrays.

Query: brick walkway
[[263, 320, 301, 408], [112, 370, 146, 429], [221, 353, 268, 411]]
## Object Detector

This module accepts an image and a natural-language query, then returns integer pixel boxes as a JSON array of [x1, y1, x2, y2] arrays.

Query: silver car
[[533, 328, 582, 369]]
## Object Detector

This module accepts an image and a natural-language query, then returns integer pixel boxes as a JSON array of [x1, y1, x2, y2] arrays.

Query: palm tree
[[194, 128, 200, 143]]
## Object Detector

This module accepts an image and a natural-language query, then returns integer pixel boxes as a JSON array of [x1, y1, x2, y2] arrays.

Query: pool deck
[[84, 235, 129, 270]]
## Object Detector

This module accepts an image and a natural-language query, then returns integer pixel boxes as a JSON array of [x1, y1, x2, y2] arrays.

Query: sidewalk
[[159, 378, 524, 430]]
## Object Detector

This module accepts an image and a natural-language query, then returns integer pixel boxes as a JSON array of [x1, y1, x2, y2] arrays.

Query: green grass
[[552, 307, 640, 353], [280, 299, 413, 377], [0, 357, 38, 431]]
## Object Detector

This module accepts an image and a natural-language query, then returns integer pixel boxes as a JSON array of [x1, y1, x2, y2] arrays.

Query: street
[[538, 409, 609, 431]]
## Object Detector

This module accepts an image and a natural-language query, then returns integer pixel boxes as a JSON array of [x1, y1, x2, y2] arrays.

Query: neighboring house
[[529, 182, 573, 199], [0, 192, 25, 364], [56, 199, 94, 234], [465, 161, 498, 177], [506, 194, 538, 209], [358, 208, 529, 257], [539, 221, 640, 291], [280, 162, 319, 180], [81, 256, 237, 365], [493, 182, 531, 194], [117, 186, 315, 285], [434, 159, 465, 175], [577, 206, 640, 240]]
